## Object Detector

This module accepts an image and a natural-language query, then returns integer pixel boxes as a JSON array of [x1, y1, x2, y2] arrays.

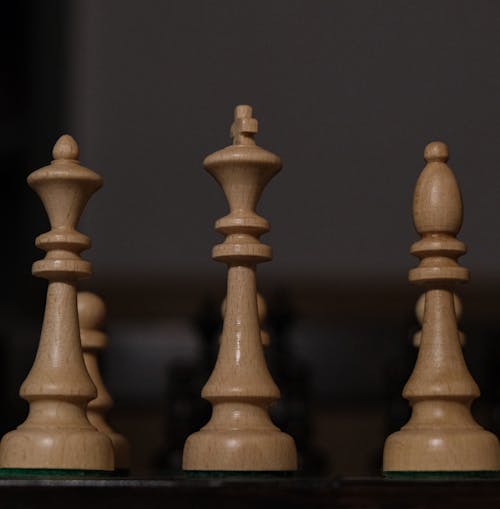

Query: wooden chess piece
[[221, 292, 270, 346], [182, 105, 297, 471], [413, 293, 465, 347], [257, 293, 270, 347], [0, 135, 114, 473], [78, 291, 130, 474], [383, 141, 500, 475]]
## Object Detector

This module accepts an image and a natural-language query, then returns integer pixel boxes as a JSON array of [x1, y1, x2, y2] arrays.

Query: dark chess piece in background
[[153, 297, 220, 472], [486, 329, 500, 440], [266, 289, 328, 475], [382, 316, 415, 464]]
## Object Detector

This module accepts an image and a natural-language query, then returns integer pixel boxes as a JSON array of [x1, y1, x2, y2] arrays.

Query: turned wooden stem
[[413, 292, 464, 348], [203, 265, 279, 401], [21, 281, 95, 400], [405, 289, 477, 399]]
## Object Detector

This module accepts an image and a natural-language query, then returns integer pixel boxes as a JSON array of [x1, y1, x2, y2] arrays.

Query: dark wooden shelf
[[1, 476, 500, 509]]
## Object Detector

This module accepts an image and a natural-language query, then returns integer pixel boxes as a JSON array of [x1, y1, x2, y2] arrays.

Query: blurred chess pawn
[[78, 291, 130, 474], [257, 293, 270, 347], [413, 293, 465, 348]]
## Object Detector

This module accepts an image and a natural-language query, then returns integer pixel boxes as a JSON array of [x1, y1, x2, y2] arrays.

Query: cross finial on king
[[230, 105, 258, 145]]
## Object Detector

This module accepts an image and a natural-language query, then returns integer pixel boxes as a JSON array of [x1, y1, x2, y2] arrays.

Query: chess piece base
[[0, 468, 113, 477], [107, 432, 130, 472], [383, 470, 500, 479], [383, 427, 500, 472], [0, 427, 114, 471], [182, 429, 297, 471]]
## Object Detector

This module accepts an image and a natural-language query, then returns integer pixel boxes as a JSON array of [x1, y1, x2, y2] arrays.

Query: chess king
[[182, 105, 297, 472], [383, 141, 500, 476]]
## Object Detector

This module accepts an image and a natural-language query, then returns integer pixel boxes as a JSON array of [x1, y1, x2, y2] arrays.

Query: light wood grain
[[78, 291, 130, 472], [383, 141, 500, 472], [0, 136, 114, 471], [413, 292, 464, 347], [182, 105, 297, 471], [221, 292, 270, 346]]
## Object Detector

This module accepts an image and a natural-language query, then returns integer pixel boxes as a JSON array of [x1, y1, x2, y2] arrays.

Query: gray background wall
[[65, 0, 500, 283]]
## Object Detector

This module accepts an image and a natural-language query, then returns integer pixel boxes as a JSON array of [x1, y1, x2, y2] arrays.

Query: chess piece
[[413, 292, 465, 347], [0, 135, 114, 473], [182, 105, 297, 471], [221, 292, 269, 346], [383, 141, 500, 475], [78, 291, 130, 474], [257, 293, 271, 347]]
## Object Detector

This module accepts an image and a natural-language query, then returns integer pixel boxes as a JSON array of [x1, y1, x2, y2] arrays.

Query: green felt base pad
[[0, 468, 114, 478], [384, 470, 500, 480], [184, 470, 296, 478]]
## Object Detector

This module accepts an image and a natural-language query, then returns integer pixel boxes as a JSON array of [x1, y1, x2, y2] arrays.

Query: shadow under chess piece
[[78, 291, 130, 475], [383, 141, 500, 477], [182, 105, 297, 472], [0, 135, 114, 474]]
